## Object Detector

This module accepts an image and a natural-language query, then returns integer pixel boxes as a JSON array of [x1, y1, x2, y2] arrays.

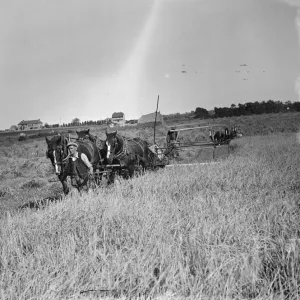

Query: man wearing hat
[[67, 142, 93, 176], [166, 127, 179, 158]]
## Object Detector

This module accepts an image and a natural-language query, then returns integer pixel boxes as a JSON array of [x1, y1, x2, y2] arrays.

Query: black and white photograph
[[1, 0, 300, 299]]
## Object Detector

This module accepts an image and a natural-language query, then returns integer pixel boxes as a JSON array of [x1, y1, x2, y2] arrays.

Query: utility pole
[[154, 95, 159, 145]]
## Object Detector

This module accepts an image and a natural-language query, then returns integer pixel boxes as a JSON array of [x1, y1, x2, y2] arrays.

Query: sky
[[0, 0, 300, 129]]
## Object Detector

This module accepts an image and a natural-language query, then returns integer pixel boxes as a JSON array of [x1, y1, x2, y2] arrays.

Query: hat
[[67, 142, 78, 148]]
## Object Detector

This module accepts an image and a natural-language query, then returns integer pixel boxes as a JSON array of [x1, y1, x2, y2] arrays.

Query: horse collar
[[114, 136, 127, 158]]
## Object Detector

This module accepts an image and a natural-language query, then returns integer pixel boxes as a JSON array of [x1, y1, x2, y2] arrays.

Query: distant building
[[138, 112, 165, 126], [9, 125, 18, 131], [18, 119, 43, 130], [111, 112, 125, 127]]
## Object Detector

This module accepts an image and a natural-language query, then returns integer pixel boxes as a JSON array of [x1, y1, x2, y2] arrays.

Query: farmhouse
[[138, 112, 165, 126], [111, 112, 125, 127], [18, 119, 43, 130]]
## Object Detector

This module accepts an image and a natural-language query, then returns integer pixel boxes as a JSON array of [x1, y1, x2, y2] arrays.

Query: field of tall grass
[[0, 124, 229, 215], [0, 132, 299, 299], [165, 112, 300, 137]]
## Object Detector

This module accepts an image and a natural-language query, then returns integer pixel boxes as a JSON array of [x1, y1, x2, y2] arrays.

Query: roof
[[18, 119, 43, 125], [138, 112, 164, 124], [112, 112, 124, 118]]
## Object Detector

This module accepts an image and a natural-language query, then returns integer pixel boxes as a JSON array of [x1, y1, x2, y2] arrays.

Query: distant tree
[[292, 101, 300, 112], [194, 107, 209, 119], [44, 123, 50, 128], [72, 118, 80, 125]]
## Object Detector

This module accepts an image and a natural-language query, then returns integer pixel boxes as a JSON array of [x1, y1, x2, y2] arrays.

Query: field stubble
[[0, 133, 299, 299]]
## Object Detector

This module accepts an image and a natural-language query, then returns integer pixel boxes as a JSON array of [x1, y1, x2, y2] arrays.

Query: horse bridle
[[107, 135, 130, 162], [77, 134, 89, 141], [107, 136, 119, 157]]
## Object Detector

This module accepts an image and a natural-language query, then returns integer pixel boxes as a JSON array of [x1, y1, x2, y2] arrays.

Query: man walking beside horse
[[66, 142, 94, 188], [46, 134, 101, 194]]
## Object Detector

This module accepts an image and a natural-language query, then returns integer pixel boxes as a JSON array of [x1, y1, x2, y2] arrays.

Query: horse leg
[[58, 165, 69, 195], [128, 165, 135, 178], [138, 158, 146, 174], [61, 178, 69, 195], [107, 171, 115, 185], [78, 185, 85, 197]]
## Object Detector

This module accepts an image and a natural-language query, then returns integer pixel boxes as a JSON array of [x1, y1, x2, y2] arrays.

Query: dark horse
[[76, 128, 108, 164], [45, 135, 101, 194], [105, 131, 150, 178], [76, 129, 97, 144]]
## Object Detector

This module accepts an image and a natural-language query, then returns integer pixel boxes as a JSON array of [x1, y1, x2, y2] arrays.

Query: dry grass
[[0, 123, 228, 216], [0, 132, 299, 299], [0, 138, 62, 215], [164, 112, 300, 137]]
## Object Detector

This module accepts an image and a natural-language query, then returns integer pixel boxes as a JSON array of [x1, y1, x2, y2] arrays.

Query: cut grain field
[[0, 130, 300, 299], [0, 122, 231, 215]]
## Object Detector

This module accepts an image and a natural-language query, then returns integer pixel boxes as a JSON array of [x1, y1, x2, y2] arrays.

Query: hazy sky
[[1, 0, 300, 129]]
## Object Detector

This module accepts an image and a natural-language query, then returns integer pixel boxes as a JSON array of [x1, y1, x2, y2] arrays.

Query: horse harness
[[110, 135, 146, 162]]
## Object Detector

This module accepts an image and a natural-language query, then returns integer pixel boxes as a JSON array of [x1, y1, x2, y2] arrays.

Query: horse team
[[45, 127, 242, 194], [45, 129, 156, 194]]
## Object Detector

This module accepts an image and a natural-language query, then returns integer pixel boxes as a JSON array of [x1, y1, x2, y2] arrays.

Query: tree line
[[194, 100, 300, 119], [44, 118, 108, 128], [44, 100, 300, 128], [44, 117, 138, 129]]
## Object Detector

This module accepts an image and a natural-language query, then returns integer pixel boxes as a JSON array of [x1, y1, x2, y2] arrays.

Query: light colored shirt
[[70, 152, 93, 169]]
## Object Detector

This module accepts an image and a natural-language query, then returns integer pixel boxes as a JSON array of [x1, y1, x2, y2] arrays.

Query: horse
[[45, 135, 101, 194], [76, 128, 109, 165], [105, 131, 150, 178], [213, 131, 225, 144], [76, 129, 97, 144]]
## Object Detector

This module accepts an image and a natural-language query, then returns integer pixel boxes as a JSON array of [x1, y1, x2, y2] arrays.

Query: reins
[[111, 135, 127, 160]]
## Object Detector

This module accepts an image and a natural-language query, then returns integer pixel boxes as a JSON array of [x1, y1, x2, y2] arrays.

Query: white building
[[111, 112, 125, 127], [18, 119, 43, 130]]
